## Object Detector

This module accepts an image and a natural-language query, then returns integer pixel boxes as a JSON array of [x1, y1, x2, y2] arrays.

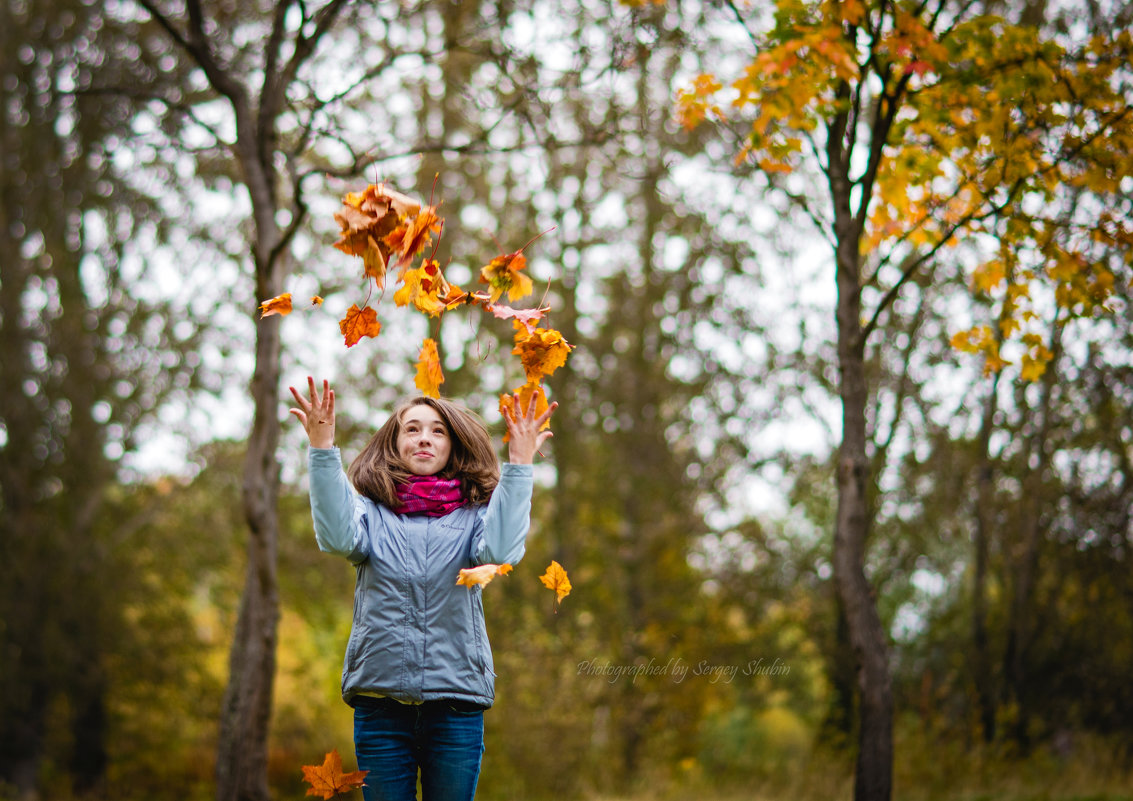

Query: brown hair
[[347, 396, 499, 508]]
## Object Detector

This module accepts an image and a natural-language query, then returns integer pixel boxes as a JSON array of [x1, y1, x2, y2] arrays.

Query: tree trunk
[[1002, 321, 1062, 746], [829, 121, 893, 801], [818, 590, 858, 748], [972, 372, 1001, 743], [214, 198, 286, 801], [214, 300, 283, 801]]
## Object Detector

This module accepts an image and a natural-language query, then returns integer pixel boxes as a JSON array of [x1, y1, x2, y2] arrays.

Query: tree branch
[[722, 0, 761, 51]]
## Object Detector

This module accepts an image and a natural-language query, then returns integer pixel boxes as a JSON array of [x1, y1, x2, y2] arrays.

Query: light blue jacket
[[308, 447, 532, 708]]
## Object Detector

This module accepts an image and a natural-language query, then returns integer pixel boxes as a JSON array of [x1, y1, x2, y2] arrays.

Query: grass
[[577, 730, 1132, 801]]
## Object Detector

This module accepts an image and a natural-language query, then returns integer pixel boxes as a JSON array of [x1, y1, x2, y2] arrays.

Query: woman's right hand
[[288, 376, 336, 449]]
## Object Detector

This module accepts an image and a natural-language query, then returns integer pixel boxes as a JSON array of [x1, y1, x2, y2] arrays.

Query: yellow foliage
[[681, 0, 1132, 384]]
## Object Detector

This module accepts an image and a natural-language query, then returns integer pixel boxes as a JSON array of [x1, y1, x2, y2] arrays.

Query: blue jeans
[[352, 696, 485, 801]]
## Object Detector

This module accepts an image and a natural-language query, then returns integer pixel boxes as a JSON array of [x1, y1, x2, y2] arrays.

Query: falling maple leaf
[[415, 338, 444, 398], [487, 303, 551, 334], [539, 561, 571, 608], [512, 325, 574, 383], [339, 304, 382, 348], [301, 749, 368, 800], [456, 563, 513, 588], [259, 292, 293, 318], [480, 251, 534, 304], [394, 259, 449, 317], [385, 205, 443, 273]]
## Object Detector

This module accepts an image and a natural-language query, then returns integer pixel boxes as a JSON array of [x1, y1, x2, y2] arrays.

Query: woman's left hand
[[504, 392, 558, 464]]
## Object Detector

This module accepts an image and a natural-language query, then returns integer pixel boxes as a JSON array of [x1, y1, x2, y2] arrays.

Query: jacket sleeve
[[474, 462, 533, 566], [308, 447, 369, 562]]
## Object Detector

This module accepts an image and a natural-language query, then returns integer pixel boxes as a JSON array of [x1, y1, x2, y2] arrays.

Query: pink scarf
[[393, 475, 466, 517]]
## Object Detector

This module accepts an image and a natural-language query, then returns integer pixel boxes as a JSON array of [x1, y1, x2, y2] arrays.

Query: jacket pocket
[[344, 568, 369, 677], [468, 591, 496, 679]]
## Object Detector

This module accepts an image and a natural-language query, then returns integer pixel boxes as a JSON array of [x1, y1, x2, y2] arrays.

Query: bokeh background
[[2, 1, 1132, 800]]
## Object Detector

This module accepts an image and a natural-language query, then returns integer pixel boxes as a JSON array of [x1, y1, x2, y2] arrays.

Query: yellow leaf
[[394, 259, 449, 317], [539, 560, 572, 607], [480, 251, 534, 304], [456, 563, 513, 588], [259, 293, 293, 319], [675, 73, 724, 130], [414, 338, 444, 398], [1020, 356, 1047, 382], [972, 261, 1006, 293], [512, 326, 574, 383]]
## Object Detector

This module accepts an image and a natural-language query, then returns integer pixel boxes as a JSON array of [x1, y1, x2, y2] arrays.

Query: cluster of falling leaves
[[258, 182, 573, 416], [458, 560, 572, 612]]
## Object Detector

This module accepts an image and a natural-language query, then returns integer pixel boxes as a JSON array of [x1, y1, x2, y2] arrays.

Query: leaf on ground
[[456, 563, 513, 588], [301, 749, 368, 800], [339, 304, 382, 348], [414, 338, 444, 398], [259, 292, 293, 318], [539, 560, 572, 607]]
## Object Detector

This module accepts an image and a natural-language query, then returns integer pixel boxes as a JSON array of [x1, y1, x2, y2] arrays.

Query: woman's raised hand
[[503, 392, 558, 465], [289, 376, 336, 449]]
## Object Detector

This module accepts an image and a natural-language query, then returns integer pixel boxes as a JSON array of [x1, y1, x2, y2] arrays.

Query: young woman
[[288, 377, 556, 801]]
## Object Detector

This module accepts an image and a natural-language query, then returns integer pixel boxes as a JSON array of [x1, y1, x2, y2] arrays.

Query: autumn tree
[[678, 0, 1133, 797], [0, 1, 200, 794]]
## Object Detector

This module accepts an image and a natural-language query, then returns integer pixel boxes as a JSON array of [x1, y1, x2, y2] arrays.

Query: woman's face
[[397, 403, 452, 476]]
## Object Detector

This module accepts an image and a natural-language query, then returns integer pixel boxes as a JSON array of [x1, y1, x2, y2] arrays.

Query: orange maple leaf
[[479, 251, 534, 304], [339, 304, 382, 348], [259, 292, 293, 319], [301, 749, 368, 800], [394, 259, 449, 317], [539, 560, 571, 607], [456, 563, 513, 588], [414, 338, 444, 398], [385, 206, 443, 272], [512, 325, 573, 383]]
